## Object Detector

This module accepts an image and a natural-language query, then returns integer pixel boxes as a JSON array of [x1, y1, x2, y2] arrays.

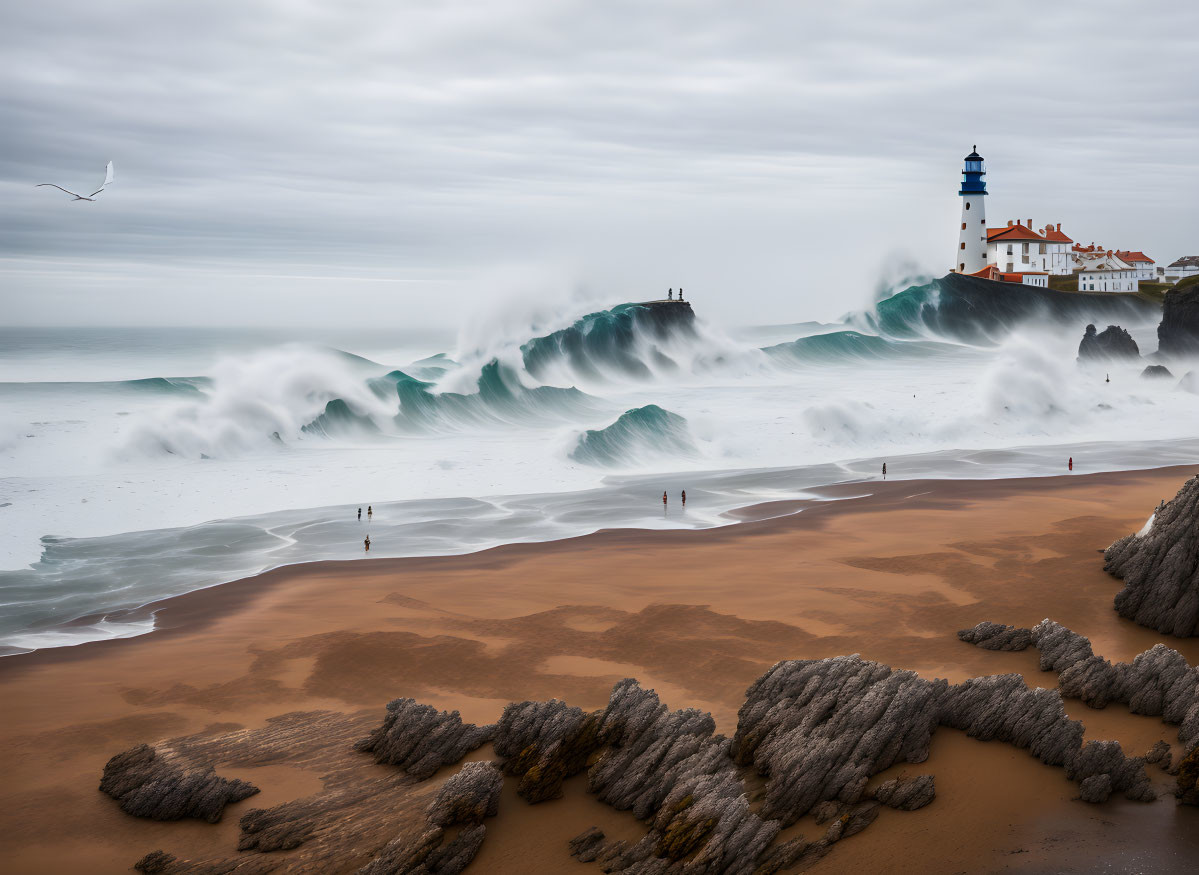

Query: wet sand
[[2, 466, 1199, 872]]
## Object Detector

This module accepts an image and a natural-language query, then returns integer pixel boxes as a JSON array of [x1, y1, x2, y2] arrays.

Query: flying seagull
[[36, 161, 114, 201]]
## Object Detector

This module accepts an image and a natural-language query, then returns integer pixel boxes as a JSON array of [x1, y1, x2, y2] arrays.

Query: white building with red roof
[[985, 219, 1073, 275], [1115, 251, 1155, 280]]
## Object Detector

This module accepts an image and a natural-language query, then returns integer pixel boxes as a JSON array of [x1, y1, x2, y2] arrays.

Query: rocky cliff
[[1157, 285, 1199, 357], [1105, 475, 1199, 637], [1078, 324, 1140, 360]]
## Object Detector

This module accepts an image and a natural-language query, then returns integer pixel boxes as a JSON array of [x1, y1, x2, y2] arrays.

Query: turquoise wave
[[571, 404, 694, 466]]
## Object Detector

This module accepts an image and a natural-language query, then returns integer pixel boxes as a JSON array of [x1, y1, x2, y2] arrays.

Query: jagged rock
[[133, 851, 176, 873], [822, 802, 879, 843], [99, 744, 258, 823], [873, 774, 935, 810], [1078, 774, 1112, 803], [492, 699, 602, 803], [569, 827, 609, 862], [810, 800, 845, 824], [732, 656, 945, 826], [426, 761, 503, 827], [958, 621, 1033, 651], [1141, 365, 1174, 379], [1078, 323, 1139, 360], [1105, 475, 1199, 638], [1158, 286, 1199, 357], [357, 823, 486, 875], [1065, 740, 1154, 802], [355, 699, 494, 780], [1145, 740, 1172, 770]]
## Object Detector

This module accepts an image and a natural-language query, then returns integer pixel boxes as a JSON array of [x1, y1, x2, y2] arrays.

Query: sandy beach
[[3, 465, 1199, 873]]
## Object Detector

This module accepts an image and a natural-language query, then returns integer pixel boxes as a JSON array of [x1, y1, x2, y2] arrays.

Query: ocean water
[[2, 278, 1197, 654]]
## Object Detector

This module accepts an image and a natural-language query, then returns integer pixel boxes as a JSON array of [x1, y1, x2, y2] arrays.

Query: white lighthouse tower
[[955, 146, 988, 274]]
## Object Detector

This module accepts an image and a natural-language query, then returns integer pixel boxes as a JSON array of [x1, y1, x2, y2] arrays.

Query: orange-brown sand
[[3, 466, 1199, 873]]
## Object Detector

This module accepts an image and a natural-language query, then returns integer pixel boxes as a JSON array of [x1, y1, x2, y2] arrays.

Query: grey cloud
[[1, 0, 1196, 328]]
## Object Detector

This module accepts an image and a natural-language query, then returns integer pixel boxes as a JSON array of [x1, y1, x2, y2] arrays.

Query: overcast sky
[[2, 0, 1196, 330]]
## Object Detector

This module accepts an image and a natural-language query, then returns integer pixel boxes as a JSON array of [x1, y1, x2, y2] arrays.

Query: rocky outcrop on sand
[[358, 761, 503, 875], [492, 699, 601, 803], [112, 645, 1170, 872], [1078, 323, 1140, 360], [957, 620, 1033, 651], [1105, 475, 1199, 637], [873, 774, 935, 810], [959, 618, 1199, 754], [100, 743, 258, 822], [1157, 285, 1199, 357], [355, 698, 495, 779]]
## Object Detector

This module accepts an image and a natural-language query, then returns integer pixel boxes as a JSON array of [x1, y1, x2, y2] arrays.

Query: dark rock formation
[[1141, 365, 1174, 379], [99, 744, 258, 822], [873, 774, 935, 810], [1105, 476, 1199, 637], [960, 618, 1199, 764], [1078, 324, 1140, 360], [425, 761, 503, 827], [355, 698, 494, 779], [1157, 285, 1199, 357], [1078, 774, 1112, 803], [957, 620, 1033, 651], [1145, 740, 1172, 770], [358, 824, 487, 875], [733, 656, 944, 825], [492, 699, 601, 803]]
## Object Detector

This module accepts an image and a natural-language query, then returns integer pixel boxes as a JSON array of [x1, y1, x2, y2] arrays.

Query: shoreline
[[4, 463, 1195, 677], [3, 463, 1199, 872]]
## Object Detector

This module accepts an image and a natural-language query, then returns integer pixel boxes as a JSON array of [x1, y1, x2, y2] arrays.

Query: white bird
[[36, 161, 114, 201]]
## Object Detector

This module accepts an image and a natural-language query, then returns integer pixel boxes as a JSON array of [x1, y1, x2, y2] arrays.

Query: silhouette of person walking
[[668, 288, 673, 301], [662, 491, 668, 507], [367, 505, 373, 520], [1069, 457, 1073, 471], [882, 462, 887, 480], [678, 288, 684, 301], [364, 535, 371, 552], [357, 507, 362, 520], [681, 490, 686, 506]]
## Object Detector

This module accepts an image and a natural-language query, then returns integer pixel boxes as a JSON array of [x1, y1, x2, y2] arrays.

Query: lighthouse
[[955, 146, 988, 274]]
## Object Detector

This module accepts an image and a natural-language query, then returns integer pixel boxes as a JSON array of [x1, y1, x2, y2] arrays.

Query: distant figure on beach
[[1106, 373, 1110, 383], [681, 489, 686, 506], [367, 505, 373, 519], [882, 462, 887, 480], [1069, 457, 1073, 471], [668, 288, 673, 301], [364, 535, 371, 552], [662, 491, 668, 507], [357, 507, 361, 520]]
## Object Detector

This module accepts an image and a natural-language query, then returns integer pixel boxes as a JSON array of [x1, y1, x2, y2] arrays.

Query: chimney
[[1057, 223, 1062, 231], [1007, 220, 1013, 227], [1028, 218, 1033, 227]]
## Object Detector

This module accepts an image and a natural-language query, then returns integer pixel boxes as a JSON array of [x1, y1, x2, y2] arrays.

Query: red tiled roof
[[1042, 227, 1073, 243], [1116, 250, 1154, 264], [967, 265, 999, 279], [987, 224, 1045, 243]]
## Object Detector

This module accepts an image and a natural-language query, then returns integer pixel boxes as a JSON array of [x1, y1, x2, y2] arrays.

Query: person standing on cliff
[[678, 288, 684, 301], [667, 288, 673, 300]]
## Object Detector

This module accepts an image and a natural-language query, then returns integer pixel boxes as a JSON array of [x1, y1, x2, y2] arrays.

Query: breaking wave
[[570, 404, 695, 467]]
